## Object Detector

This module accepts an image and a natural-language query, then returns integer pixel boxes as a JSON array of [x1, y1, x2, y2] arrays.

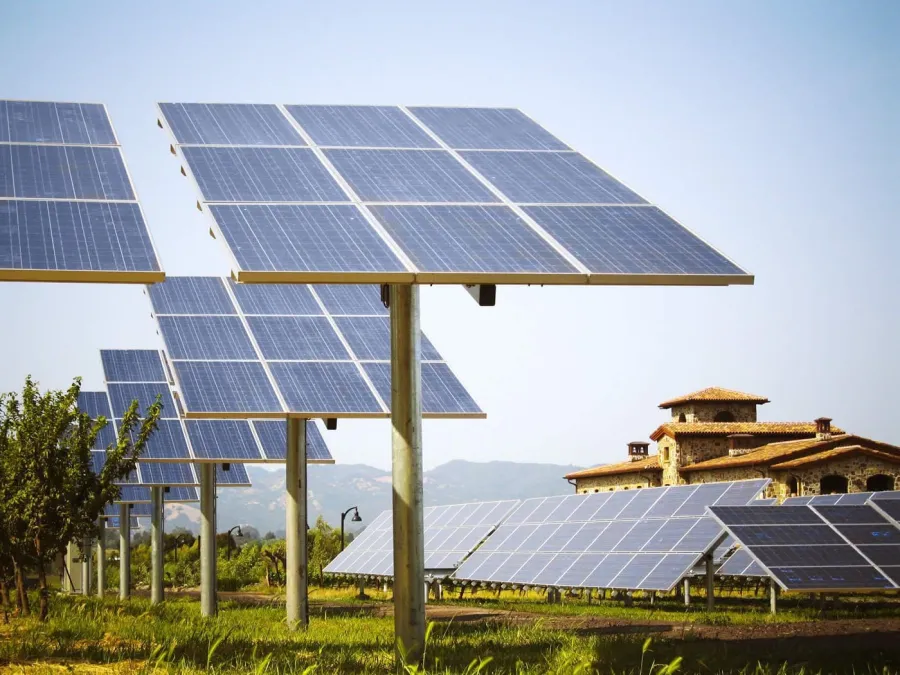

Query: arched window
[[787, 477, 799, 497], [678, 413, 687, 423], [714, 411, 736, 422], [820, 475, 849, 495], [866, 474, 895, 492]]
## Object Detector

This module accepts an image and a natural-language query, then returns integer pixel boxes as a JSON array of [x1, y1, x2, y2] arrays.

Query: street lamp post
[[340, 507, 362, 552], [226, 525, 243, 560]]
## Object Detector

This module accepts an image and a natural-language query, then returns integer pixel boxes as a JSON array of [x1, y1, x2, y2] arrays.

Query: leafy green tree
[[309, 515, 342, 586], [0, 376, 161, 620]]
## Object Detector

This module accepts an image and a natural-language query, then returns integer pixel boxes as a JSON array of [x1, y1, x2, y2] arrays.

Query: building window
[[820, 475, 849, 495], [788, 477, 799, 496], [678, 413, 686, 422], [867, 474, 895, 492], [714, 410, 735, 422], [662, 447, 670, 462]]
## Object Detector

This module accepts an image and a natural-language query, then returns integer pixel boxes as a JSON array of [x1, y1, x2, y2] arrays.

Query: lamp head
[[351, 510, 362, 523]]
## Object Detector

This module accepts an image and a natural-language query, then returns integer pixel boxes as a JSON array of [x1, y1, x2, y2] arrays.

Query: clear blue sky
[[1, 0, 897, 472]]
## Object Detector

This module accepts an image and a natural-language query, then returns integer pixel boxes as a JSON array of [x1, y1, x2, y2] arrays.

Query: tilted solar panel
[[145, 277, 482, 419], [784, 493, 875, 506], [157, 103, 751, 287], [454, 479, 769, 591], [325, 500, 519, 577], [0, 100, 163, 282]]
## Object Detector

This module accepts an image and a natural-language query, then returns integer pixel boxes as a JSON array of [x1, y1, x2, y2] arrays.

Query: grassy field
[[1, 590, 899, 674]]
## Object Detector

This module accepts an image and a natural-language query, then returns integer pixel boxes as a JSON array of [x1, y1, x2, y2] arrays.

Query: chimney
[[815, 417, 832, 441], [727, 433, 755, 457], [628, 441, 650, 461]]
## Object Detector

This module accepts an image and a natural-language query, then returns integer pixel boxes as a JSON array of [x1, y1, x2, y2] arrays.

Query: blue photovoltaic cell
[[460, 151, 646, 205], [0, 101, 117, 144], [92, 422, 117, 449], [410, 107, 569, 151], [101, 350, 166, 383], [133, 420, 191, 460], [159, 103, 304, 146], [368, 205, 579, 276], [140, 462, 197, 486], [312, 284, 387, 315], [228, 279, 322, 315], [173, 361, 282, 414], [208, 204, 407, 275], [286, 105, 439, 149], [181, 147, 346, 202], [157, 316, 257, 359], [106, 517, 142, 529], [269, 362, 383, 414], [110, 486, 198, 504], [363, 362, 482, 415], [147, 276, 235, 315], [217, 462, 251, 486], [334, 316, 441, 361], [185, 420, 262, 461], [246, 316, 350, 360], [78, 391, 111, 418], [252, 420, 333, 462], [107, 382, 178, 418], [876, 501, 900, 524], [323, 149, 499, 203], [524, 206, 745, 276], [872, 491, 900, 501], [0, 201, 160, 275], [0, 144, 134, 200], [107, 502, 152, 516]]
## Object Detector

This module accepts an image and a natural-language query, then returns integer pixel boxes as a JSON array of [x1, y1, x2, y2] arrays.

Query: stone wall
[[574, 472, 662, 493], [658, 437, 681, 486], [681, 466, 780, 498], [786, 455, 900, 495], [669, 402, 758, 423]]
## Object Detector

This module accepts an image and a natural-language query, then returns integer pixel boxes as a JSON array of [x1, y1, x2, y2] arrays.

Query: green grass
[[0, 592, 898, 674]]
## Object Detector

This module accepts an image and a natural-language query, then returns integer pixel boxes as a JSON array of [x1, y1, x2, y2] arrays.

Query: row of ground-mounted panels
[[454, 479, 768, 592], [157, 103, 751, 287], [145, 277, 482, 419], [325, 500, 519, 577], [99, 349, 335, 462], [0, 100, 163, 282], [710, 503, 900, 591]]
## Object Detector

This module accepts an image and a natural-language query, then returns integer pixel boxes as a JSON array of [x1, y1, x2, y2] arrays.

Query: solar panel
[[251, 420, 332, 462], [454, 479, 769, 591], [0, 100, 162, 283], [709, 504, 900, 591], [718, 548, 769, 577], [326, 500, 519, 577], [784, 493, 875, 506], [158, 103, 751, 286], [105, 516, 142, 529], [110, 486, 199, 504], [147, 277, 483, 419], [139, 462, 198, 486], [216, 462, 251, 486], [78, 391, 112, 418], [100, 350, 167, 383]]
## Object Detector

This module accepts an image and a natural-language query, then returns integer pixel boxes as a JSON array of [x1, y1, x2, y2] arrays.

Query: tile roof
[[771, 445, 900, 470], [565, 454, 662, 480], [658, 387, 770, 409], [681, 434, 899, 472], [649, 421, 841, 441]]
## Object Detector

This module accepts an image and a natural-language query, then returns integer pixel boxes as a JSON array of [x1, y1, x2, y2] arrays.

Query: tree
[[309, 516, 342, 586], [0, 376, 161, 620], [263, 531, 276, 540]]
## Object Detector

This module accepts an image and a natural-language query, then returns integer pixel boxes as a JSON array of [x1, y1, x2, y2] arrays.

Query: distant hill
[[164, 459, 583, 535]]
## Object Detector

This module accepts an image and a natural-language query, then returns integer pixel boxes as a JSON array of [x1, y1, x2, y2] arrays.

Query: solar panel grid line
[[397, 105, 591, 281], [869, 501, 900, 528]]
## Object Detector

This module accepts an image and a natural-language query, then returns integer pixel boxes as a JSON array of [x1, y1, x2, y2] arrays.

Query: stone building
[[565, 387, 900, 501]]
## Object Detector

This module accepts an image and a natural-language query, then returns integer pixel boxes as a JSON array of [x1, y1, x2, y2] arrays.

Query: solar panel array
[[0, 100, 163, 282], [710, 504, 900, 591], [100, 349, 334, 463], [158, 103, 751, 287], [325, 500, 519, 577], [145, 278, 482, 419], [782, 493, 876, 506], [108, 486, 199, 504], [453, 480, 768, 592], [105, 516, 143, 529]]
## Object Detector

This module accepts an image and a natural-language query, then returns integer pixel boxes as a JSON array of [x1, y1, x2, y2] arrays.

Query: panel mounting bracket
[[324, 418, 338, 431], [465, 284, 496, 307], [380, 284, 391, 309]]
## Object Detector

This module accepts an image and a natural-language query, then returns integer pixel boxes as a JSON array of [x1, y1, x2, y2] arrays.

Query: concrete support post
[[586, 589, 592, 604], [119, 504, 130, 600], [286, 418, 309, 629], [64, 542, 76, 593], [358, 578, 367, 599], [390, 284, 425, 663], [769, 580, 778, 615], [96, 520, 106, 598], [382, 581, 388, 594], [650, 591, 655, 606], [81, 537, 92, 596], [424, 580, 430, 604], [200, 463, 218, 617], [684, 578, 691, 606], [705, 555, 715, 612], [150, 486, 164, 605]]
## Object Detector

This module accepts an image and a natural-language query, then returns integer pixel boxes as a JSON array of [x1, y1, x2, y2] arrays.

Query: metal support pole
[[81, 537, 92, 596], [150, 486, 164, 605], [705, 555, 715, 611], [286, 418, 309, 629], [390, 284, 425, 663], [769, 580, 778, 615], [684, 577, 691, 606], [119, 504, 130, 600], [96, 520, 106, 598], [200, 463, 218, 617]]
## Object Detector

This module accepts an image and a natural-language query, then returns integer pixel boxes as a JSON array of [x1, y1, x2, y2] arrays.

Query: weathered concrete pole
[[684, 577, 691, 606], [705, 555, 715, 611], [769, 580, 778, 614], [64, 541, 76, 592], [390, 284, 425, 663], [286, 418, 309, 628], [150, 486, 165, 604], [200, 463, 218, 617], [96, 519, 106, 598], [119, 503, 131, 600], [81, 536, 92, 596]]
